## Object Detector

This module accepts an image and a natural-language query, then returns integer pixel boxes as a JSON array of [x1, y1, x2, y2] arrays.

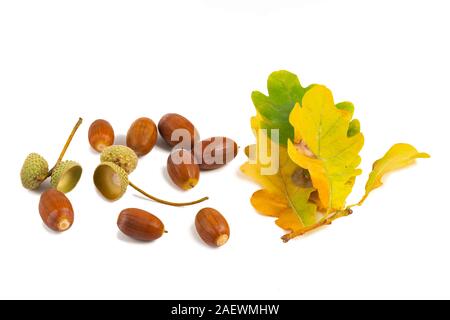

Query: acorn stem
[[57, 117, 83, 164], [128, 181, 209, 207], [45, 118, 83, 179]]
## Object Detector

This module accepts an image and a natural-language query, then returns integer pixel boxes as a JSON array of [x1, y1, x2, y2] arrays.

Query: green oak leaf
[[251, 70, 313, 145]]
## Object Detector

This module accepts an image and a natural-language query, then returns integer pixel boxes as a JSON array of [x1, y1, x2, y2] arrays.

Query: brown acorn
[[126, 117, 158, 156], [167, 149, 200, 190], [88, 119, 115, 152], [158, 113, 199, 148], [193, 137, 238, 170], [39, 189, 74, 232], [117, 208, 165, 241], [195, 208, 230, 247]]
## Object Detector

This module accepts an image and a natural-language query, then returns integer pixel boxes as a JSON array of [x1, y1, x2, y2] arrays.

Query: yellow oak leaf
[[250, 190, 305, 232], [241, 133, 317, 235], [288, 85, 364, 211], [357, 143, 430, 205], [245, 70, 430, 241]]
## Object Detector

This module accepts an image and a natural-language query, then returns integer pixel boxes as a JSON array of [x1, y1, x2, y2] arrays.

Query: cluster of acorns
[[20, 114, 237, 248]]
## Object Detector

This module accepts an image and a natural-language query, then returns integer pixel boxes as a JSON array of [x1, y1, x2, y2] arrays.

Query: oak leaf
[[241, 133, 317, 234], [288, 85, 364, 211], [244, 70, 429, 241], [251, 70, 313, 145], [358, 143, 430, 205]]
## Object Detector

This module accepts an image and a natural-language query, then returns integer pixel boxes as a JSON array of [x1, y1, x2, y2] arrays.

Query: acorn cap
[[100, 145, 138, 174], [51, 160, 83, 193], [93, 162, 129, 201], [20, 153, 49, 190]]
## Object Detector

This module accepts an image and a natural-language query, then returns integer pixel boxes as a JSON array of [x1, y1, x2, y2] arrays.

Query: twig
[[282, 208, 353, 242]]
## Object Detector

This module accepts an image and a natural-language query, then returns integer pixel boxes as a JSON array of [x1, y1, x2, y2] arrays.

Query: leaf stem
[[129, 181, 209, 207], [347, 194, 368, 209], [357, 194, 368, 207], [281, 208, 353, 242]]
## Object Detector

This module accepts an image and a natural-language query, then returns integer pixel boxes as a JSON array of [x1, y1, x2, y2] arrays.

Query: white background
[[0, 0, 448, 300]]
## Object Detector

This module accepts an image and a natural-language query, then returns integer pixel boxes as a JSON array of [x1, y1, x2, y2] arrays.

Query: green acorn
[[93, 161, 208, 206], [93, 162, 129, 201], [20, 153, 49, 190], [20, 118, 84, 194], [100, 145, 138, 174], [51, 160, 83, 193]]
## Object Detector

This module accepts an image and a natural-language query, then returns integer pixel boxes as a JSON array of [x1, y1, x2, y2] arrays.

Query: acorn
[[195, 208, 230, 247], [158, 113, 199, 148], [20, 153, 49, 190], [193, 137, 238, 170], [88, 119, 115, 152], [126, 117, 158, 156], [50, 160, 83, 193], [117, 208, 165, 241], [167, 149, 200, 190], [39, 188, 74, 232], [100, 145, 138, 174], [20, 118, 83, 192], [93, 162, 208, 206]]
